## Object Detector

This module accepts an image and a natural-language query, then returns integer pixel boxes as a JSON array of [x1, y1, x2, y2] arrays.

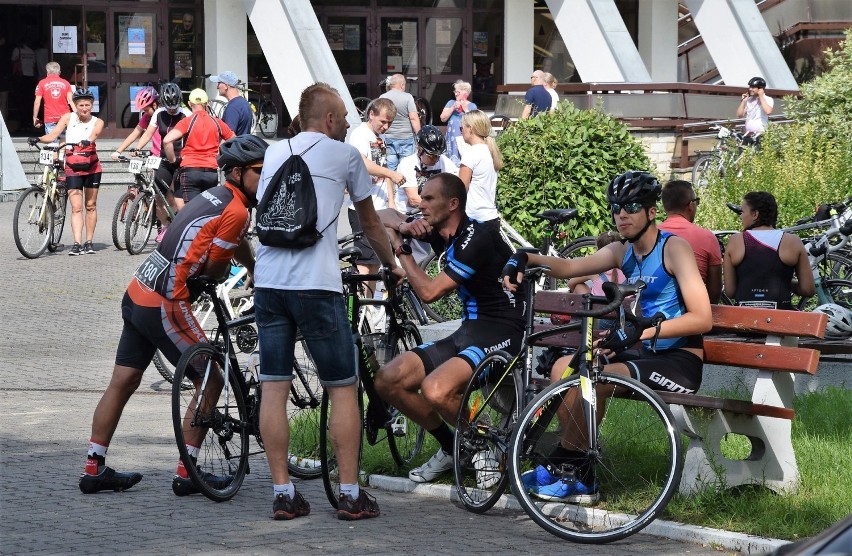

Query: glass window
[[311, 0, 370, 6], [328, 17, 367, 75], [170, 9, 199, 90], [378, 0, 464, 6], [533, 0, 578, 83], [114, 12, 158, 73], [472, 11, 503, 109], [48, 7, 83, 84]]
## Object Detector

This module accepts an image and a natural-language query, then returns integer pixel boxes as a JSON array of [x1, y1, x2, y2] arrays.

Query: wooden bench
[[532, 291, 828, 495]]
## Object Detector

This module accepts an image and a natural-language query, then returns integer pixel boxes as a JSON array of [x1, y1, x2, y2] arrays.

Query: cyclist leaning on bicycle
[[78, 135, 265, 496], [376, 172, 528, 484], [502, 170, 711, 502]]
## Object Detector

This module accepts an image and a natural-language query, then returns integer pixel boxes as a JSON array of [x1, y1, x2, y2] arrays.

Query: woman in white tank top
[[32, 88, 105, 255]]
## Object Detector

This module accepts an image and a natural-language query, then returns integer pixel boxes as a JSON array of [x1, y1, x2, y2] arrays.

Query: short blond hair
[[453, 80, 472, 95]]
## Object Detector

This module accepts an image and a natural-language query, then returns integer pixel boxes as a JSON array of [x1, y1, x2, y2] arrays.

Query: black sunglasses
[[610, 202, 645, 215]]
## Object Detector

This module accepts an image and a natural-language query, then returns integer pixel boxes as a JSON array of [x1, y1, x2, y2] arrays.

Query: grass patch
[[358, 387, 852, 540]]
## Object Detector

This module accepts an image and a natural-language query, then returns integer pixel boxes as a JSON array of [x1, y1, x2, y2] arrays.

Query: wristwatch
[[395, 243, 413, 257]]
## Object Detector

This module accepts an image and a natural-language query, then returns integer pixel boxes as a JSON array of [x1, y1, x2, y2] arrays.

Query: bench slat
[[704, 339, 820, 375], [710, 304, 826, 339], [657, 391, 795, 420]]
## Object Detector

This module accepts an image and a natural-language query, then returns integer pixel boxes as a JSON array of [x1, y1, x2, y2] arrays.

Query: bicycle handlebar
[[572, 281, 646, 318]]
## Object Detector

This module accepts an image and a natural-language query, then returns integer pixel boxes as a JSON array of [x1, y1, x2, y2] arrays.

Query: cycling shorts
[[154, 159, 180, 192], [176, 167, 218, 203], [65, 172, 102, 190], [613, 348, 703, 395], [114, 291, 207, 372], [412, 319, 523, 374]]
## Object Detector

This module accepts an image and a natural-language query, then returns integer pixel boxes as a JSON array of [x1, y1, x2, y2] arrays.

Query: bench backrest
[[532, 291, 828, 375]]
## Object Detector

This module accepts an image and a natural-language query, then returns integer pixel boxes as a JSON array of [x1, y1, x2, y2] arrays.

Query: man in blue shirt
[[521, 70, 552, 119], [212, 70, 254, 136]]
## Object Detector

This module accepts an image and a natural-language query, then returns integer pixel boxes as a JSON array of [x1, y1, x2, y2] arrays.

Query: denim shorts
[[254, 288, 357, 386]]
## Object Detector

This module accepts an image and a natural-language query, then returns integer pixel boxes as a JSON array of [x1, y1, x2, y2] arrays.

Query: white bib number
[[39, 149, 54, 166], [145, 156, 162, 170], [128, 158, 144, 174], [134, 251, 169, 291]]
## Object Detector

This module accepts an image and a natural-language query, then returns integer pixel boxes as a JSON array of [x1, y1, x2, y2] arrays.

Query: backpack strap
[[287, 137, 337, 237]]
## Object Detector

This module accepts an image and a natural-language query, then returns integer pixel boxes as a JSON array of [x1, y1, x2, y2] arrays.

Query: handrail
[[497, 82, 800, 96]]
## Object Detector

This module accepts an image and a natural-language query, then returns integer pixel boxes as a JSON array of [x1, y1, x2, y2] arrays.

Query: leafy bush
[[496, 103, 651, 244]]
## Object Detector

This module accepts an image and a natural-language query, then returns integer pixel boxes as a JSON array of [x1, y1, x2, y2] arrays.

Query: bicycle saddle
[[339, 246, 362, 261], [535, 208, 578, 225]]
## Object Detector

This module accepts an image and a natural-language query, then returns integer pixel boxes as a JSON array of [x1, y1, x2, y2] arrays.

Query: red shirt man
[[33, 61, 74, 131]]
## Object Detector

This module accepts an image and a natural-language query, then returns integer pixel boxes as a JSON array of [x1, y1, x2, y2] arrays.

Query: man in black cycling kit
[[78, 135, 267, 495], [375, 172, 528, 483]]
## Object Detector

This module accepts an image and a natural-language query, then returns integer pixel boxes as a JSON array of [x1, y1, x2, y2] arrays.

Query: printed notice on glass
[[328, 24, 344, 51], [53, 26, 77, 54], [344, 24, 360, 50], [402, 21, 417, 70], [128, 28, 146, 55]]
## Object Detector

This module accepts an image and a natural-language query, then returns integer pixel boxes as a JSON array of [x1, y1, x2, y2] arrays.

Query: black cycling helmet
[[748, 76, 766, 89], [606, 171, 661, 207], [160, 82, 182, 110], [72, 88, 95, 103], [217, 134, 268, 171], [416, 125, 446, 155]]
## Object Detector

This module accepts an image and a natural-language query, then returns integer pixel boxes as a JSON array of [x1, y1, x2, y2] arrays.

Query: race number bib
[[145, 156, 161, 170], [39, 149, 54, 166], [134, 251, 169, 291], [128, 158, 144, 174]]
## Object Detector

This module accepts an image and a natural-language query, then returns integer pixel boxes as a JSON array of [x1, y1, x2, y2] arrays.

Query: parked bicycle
[[111, 150, 161, 250], [319, 252, 425, 508], [234, 78, 279, 138], [171, 276, 325, 502], [119, 152, 178, 255], [14, 142, 69, 259], [692, 124, 754, 188]]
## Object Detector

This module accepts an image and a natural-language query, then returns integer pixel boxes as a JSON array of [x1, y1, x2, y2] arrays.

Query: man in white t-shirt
[[347, 97, 405, 274], [736, 76, 774, 141]]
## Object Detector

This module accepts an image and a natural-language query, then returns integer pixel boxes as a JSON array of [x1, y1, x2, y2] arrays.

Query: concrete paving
[[1, 187, 744, 555]]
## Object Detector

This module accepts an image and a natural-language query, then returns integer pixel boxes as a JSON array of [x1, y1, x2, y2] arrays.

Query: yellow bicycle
[[13, 142, 69, 259]]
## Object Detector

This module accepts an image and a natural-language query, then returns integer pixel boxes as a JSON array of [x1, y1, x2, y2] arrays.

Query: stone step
[[12, 138, 146, 187]]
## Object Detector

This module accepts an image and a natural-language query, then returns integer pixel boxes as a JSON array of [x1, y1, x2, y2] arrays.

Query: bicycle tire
[[207, 99, 226, 119], [691, 154, 715, 189], [287, 336, 324, 479], [352, 97, 372, 121], [47, 188, 67, 251], [125, 191, 155, 255], [402, 285, 430, 326], [418, 251, 463, 322], [121, 103, 140, 129], [453, 350, 522, 513], [257, 100, 278, 138], [385, 322, 426, 467], [172, 342, 250, 502], [509, 373, 683, 544], [551, 236, 597, 290], [320, 383, 365, 508], [13, 187, 53, 259], [414, 96, 432, 127], [111, 190, 137, 250], [823, 279, 852, 308]]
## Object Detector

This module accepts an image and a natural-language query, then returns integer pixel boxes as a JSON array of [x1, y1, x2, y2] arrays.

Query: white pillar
[[638, 0, 677, 82], [204, 0, 248, 100], [504, 0, 535, 85]]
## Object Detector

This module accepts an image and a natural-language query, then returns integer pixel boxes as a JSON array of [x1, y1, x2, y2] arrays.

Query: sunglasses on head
[[610, 202, 645, 215]]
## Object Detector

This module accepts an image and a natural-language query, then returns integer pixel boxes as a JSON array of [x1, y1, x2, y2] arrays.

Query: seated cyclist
[[502, 170, 711, 502], [78, 135, 267, 496], [375, 172, 528, 483]]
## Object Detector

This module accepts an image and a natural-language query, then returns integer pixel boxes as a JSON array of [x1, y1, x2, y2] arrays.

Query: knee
[[420, 375, 446, 407], [550, 355, 574, 383]]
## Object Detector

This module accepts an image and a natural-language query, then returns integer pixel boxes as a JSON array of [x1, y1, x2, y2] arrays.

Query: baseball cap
[[210, 71, 239, 87], [188, 88, 208, 105]]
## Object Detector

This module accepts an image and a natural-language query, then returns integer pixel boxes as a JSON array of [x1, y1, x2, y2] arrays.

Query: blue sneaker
[[532, 476, 599, 504], [521, 465, 558, 491]]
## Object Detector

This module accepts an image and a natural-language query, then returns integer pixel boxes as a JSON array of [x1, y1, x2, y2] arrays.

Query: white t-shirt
[[743, 95, 774, 135], [395, 153, 458, 213], [547, 88, 558, 110], [254, 131, 373, 293], [460, 143, 499, 222], [347, 122, 391, 211]]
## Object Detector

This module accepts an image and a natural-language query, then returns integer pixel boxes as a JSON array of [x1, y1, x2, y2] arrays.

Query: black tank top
[[158, 110, 187, 156], [734, 230, 795, 309]]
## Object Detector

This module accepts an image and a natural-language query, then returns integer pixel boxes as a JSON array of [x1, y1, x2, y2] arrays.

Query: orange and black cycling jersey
[[128, 182, 250, 305]]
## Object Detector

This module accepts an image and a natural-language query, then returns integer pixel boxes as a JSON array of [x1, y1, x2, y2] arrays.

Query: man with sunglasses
[[502, 170, 711, 502], [659, 180, 722, 303]]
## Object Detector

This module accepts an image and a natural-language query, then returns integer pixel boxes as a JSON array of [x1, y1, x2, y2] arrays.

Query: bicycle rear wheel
[[125, 191, 155, 255], [384, 322, 426, 467], [691, 154, 717, 189], [111, 189, 137, 250], [257, 100, 279, 138], [418, 251, 463, 322], [172, 342, 250, 502], [207, 99, 226, 119], [320, 383, 365, 508], [287, 336, 324, 479], [509, 373, 682, 544], [352, 97, 372, 121], [552, 236, 597, 290], [414, 96, 432, 126], [453, 350, 522, 513], [13, 187, 53, 259]]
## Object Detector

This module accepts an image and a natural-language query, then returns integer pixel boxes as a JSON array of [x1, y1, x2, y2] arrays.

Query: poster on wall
[[174, 50, 191, 79], [473, 32, 488, 57], [328, 24, 344, 51], [402, 21, 417, 70], [90, 86, 100, 113], [344, 25, 360, 50], [118, 14, 154, 70], [53, 26, 77, 54]]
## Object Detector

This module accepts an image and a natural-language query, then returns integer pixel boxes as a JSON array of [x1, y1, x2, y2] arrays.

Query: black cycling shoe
[[172, 472, 233, 496], [79, 467, 143, 494]]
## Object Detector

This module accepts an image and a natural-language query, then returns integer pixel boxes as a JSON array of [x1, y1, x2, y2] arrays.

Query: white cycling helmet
[[813, 303, 852, 339]]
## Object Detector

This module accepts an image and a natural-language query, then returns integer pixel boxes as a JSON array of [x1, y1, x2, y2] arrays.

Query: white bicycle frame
[[194, 265, 253, 332]]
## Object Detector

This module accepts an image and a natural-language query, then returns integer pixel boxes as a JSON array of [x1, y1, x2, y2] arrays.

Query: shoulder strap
[[183, 113, 200, 143], [287, 137, 336, 236]]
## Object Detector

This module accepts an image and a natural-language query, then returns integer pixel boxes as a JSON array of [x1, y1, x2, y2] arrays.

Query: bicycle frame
[[31, 145, 65, 230]]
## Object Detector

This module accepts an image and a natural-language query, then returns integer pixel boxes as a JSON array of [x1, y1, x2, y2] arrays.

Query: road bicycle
[[171, 277, 325, 502], [319, 254, 426, 508], [120, 152, 178, 255], [691, 124, 754, 188], [234, 78, 279, 138], [111, 151, 160, 250], [13, 142, 69, 259], [419, 210, 597, 322], [489, 278, 682, 543]]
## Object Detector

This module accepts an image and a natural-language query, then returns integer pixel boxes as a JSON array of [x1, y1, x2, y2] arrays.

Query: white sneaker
[[408, 449, 453, 483], [472, 450, 501, 489]]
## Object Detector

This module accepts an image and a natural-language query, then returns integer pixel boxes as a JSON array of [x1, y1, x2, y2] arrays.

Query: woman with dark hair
[[723, 191, 814, 309]]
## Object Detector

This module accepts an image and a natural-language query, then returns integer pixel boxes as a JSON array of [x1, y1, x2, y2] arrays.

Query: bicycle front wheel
[[207, 99, 226, 119], [418, 251, 463, 322], [509, 373, 682, 544], [13, 187, 53, 259], [453, 350, 522, 514], [172, 343, 250, 502], [352, 97, 372, 121], [384, 322, 426, 467], [691, 154, 717, 189], [111, 190, 137, 250], [320, 384, 365, 508], [125, 192, 155, 255], [48, 188, 67, 251], [287, 336, 324, 479], [257, 100, 279, 138]]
